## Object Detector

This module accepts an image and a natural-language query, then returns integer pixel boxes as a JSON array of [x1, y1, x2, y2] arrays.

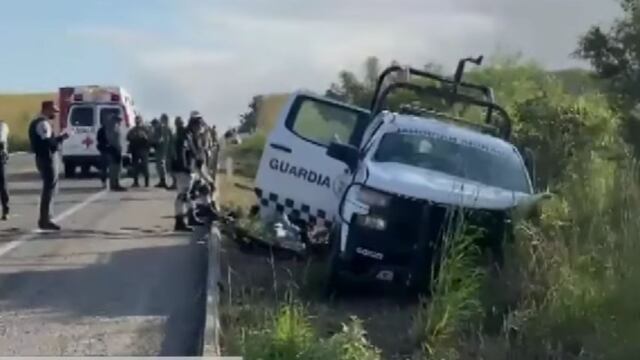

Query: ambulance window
[[100, 107, 122, 126], [287, 98, 365, 147], [69, 106, 94, 127]]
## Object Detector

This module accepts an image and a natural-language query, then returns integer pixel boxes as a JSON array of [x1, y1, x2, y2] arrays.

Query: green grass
[[0, 92, 56, 151], [225, 132, 267, 179], [410, 159, 640, 360], [224, 290, 382, 360]]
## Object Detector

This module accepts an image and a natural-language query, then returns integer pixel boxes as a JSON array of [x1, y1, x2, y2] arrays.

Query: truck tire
[[64, 161, 76, 179]]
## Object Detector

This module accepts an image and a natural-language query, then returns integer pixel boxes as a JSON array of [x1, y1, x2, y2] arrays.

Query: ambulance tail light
[[123, 110, 131, 128], [73, 94, 83, 102]]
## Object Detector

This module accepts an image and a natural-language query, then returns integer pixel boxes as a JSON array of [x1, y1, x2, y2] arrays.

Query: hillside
[[0, 92, 56, 150], [250, 69, 603, 137], [550, 68, 605, 95]]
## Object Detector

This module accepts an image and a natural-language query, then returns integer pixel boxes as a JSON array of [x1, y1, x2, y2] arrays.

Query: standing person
[[167, 116, 183, 191], [104, 113, 127, 192], [208, 124, 219, 177], [127, 115, 152, 188], [185, 112, 214, 227], [0, 120, 9, 220], [167, 116, 185, 190], [28, 101, 69, 230], [171, 115, 194, 232], [186, 112, 212, 183], [96, 119, 110, 188], [152, 114, 172, 188]]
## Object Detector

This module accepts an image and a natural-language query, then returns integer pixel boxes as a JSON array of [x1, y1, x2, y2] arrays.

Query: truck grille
[[380, 194, 506, 251]]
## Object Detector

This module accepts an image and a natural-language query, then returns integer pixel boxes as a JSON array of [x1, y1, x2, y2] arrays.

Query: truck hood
[[364, 162, 531, 210]]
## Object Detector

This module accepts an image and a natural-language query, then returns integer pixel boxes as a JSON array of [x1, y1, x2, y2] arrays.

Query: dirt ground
[[216, 174, 420, 359]]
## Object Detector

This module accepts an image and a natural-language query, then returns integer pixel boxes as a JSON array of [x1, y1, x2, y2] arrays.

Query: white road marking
[[0, 189, 107, 257]]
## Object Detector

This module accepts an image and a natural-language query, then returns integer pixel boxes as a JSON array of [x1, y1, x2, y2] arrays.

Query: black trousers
[[35, 156, 58, 223], [98, 152, 109, 184], [0, 161, 8, 213], [131, 151, 149, 185]]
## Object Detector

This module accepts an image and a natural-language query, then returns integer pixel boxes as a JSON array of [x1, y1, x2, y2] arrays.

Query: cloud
[[75, 0, 621, 131]]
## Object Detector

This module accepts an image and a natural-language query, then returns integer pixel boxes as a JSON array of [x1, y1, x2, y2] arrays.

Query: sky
[[0, 0, 622, 131]]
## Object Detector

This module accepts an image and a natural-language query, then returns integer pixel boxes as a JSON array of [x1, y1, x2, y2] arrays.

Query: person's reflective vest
[[29, 117, 57, 161]]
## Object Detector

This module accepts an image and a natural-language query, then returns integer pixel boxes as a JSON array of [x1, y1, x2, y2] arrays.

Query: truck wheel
[[64, 162, 76, 179]]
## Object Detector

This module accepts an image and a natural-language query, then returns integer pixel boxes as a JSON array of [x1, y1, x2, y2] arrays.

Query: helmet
[[190, 110, 202, 119], [188, 116, 202, 129]]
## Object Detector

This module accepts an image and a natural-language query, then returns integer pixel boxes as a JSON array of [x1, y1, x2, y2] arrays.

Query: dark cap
[[41, 100, 60, 113]]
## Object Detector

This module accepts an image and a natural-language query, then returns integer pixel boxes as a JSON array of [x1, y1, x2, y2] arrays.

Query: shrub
[[233, 294, 381, 360]]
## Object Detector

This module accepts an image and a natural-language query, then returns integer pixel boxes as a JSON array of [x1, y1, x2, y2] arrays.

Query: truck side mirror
[[523, 147, 537, 190], [327, 142, 359, 173]]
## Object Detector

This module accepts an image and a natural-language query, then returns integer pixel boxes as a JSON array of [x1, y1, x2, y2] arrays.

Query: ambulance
[[58, 85, 137, 178]]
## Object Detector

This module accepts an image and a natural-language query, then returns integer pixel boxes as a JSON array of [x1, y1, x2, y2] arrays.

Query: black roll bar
[[372, 81, 512, 140], [369, 56, 512, 140]]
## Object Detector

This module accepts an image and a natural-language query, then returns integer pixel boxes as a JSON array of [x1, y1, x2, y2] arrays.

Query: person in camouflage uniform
[[127, 115, 152, 187], [171, 115, 195, 231], [166, 116, 183, 190], [207, 124, 219, 176], [152, 113, 173, 188]]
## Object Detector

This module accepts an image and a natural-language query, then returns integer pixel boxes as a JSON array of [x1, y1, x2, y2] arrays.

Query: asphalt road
[[0, 156, 207, 356], [6, 152, 35, 174]]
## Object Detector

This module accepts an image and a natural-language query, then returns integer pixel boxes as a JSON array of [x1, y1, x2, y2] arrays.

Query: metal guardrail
[[195, 143, 222, 356]]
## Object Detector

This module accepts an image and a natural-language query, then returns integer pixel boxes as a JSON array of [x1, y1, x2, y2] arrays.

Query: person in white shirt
[[28, 101, 69, 230], [0, 119, 9, 220]]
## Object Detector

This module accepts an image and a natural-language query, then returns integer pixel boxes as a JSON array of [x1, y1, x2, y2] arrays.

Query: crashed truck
[[253, 56, 549, 292]]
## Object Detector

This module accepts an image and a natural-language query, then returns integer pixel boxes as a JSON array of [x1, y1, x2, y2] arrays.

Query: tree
[[576, 0, 640, 156], [238, 95, 262, 133], [576, 0, 640, 105]]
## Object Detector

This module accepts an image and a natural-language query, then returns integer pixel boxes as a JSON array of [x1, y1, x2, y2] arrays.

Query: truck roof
[[388, 113, 518, 156]]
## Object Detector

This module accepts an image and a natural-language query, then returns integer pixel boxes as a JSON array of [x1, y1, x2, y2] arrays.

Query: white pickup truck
[[254, 57, 546, 293]]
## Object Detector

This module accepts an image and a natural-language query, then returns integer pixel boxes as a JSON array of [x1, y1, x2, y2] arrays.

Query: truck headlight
[[356, 215, 387, 230], [357, 187, 391, 207]]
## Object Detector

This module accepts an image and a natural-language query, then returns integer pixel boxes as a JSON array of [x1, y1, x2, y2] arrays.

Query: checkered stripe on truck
[[254, 187, 333, 229]]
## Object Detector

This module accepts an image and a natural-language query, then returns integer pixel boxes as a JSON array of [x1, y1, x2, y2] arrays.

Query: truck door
[[254, 92, 370, 228]]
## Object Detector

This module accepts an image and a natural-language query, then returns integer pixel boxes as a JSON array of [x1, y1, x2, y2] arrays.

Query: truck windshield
[[373, 132, 531, 193]]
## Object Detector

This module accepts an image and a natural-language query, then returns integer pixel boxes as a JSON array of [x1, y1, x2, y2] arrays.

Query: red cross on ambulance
[[81, 136, 94, 149]]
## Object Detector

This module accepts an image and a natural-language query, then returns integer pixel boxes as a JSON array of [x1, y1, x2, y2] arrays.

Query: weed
[[412, 209, 486, 360]]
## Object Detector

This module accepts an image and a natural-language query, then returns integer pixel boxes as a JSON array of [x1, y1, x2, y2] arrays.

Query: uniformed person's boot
[[174, 216, 192, 232], [1, 205, 8, 221]]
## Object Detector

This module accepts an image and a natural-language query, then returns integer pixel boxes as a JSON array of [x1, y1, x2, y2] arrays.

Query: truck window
[[100, 107, 122, 127], [69, 106, 95, 127], [287, 98, 366, 147]]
